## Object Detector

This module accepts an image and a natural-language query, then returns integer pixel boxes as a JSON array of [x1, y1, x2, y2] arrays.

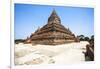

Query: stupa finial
[[48, 9, 61, 24]]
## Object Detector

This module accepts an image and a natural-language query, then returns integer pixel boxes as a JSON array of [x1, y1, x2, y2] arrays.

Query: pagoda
[[25, 10, 79, 45]]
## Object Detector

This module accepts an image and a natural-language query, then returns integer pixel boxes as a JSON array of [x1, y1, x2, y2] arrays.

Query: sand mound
[[15, 41, 89, 65]]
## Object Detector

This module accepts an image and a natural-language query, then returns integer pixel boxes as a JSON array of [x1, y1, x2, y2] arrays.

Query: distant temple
[[25, 10, 79, 45]]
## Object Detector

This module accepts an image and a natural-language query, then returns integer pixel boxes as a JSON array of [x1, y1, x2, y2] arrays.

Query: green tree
[[77, 35, 85, 41], [84, 37, 90, 41]]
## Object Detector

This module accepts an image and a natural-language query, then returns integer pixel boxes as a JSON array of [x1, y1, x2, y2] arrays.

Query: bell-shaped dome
[[48, 9, 61, 24]]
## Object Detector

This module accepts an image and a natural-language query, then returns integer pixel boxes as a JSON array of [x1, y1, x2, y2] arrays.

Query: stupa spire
[[48, 9, 61, 24], [51, 9, 57, 16]]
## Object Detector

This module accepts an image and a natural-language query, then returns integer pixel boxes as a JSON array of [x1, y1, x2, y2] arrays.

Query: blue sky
[[15, 4, 94, 39]]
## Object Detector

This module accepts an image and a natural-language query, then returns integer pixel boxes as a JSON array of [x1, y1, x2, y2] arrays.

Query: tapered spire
[[48, 9, 61, 24], [51, 9, 58, 17]]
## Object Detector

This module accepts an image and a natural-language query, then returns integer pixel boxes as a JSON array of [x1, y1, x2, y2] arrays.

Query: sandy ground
[[15, 41, 89, 65]]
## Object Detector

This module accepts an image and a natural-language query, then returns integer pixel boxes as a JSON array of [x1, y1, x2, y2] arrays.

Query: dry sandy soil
[[15, 41, 89, 65]]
